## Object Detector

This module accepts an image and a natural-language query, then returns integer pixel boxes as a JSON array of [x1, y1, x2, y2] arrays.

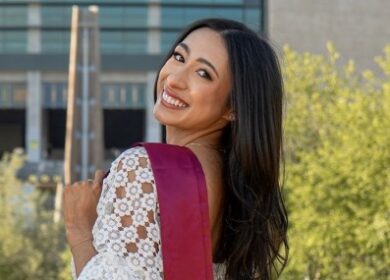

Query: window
[[123, 32, 147, 53], [101, 32, 123, 53], [99, 7, 147, 28], [160, 5, 257, 51], [41, 31, 70, 53], [101, 31, 147, 54], [161, 8, 185, 28], [0, 83, 26, 108], [41, 82, 147, 109], [101, 83, 146, 109], [0, 31, 27, 53], [244, 8, 261, 32], [99, 7, 123, 27], [161, 31, 178, 52], [43, 83, 67, 108], [41, 6, 72, 27], [0, 7, 27, 26], [213, 8, 242, 21]]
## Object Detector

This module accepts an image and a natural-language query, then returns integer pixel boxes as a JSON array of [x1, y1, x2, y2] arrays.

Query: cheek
[[193, 85, 229, 116], [156, 62, 172, 92], [156, 71, 166, 94]]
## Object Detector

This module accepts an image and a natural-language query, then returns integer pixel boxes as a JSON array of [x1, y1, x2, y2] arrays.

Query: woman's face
[[154, 28, 232, 131]]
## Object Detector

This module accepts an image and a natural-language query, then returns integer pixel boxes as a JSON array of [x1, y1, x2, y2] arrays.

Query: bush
[[281, 43, 390, 279], [0, 151, 71, 280]]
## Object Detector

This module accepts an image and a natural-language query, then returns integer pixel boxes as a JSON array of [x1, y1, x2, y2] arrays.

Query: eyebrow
[[177, 42, 220, 78]]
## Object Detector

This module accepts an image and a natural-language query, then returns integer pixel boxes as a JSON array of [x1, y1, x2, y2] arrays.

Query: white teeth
[[162, 91, 187, 108]]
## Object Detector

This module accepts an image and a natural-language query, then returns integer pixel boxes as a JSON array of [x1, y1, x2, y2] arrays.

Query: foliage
[[0, 151, 71, 280], [280, 43, 390, 279]]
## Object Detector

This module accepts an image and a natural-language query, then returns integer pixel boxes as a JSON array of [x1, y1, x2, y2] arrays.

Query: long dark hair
[[154, 18, 288, 280]]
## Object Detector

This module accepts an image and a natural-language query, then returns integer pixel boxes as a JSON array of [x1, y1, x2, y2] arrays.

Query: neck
[[165, 125, 223, 148]]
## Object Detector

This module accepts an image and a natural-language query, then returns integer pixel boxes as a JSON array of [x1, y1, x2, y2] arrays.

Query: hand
[[63, 170, 105, 248]]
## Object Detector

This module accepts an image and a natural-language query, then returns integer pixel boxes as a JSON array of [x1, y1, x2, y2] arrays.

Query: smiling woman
[[63, 18, 288, 280], [154, 27, 232, 134]]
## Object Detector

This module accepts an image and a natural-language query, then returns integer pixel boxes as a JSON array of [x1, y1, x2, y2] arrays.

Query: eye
[[171, 51, 212, 81], [172, 51, 184, 63], [197, 69, 212, 81]]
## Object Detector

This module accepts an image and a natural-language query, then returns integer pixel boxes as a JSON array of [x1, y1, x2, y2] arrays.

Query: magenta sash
[[134, 143, 213, 280]]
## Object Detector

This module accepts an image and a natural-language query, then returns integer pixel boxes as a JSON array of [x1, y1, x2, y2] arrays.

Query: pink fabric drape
[[135, 143, 213, 280]]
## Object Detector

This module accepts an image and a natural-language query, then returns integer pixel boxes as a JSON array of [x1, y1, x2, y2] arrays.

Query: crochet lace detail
[[71, 146, 225, 279], [74, 146, 163, 280]]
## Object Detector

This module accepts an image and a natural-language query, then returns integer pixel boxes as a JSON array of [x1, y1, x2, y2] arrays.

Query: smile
[[161, 89, 189, 108]]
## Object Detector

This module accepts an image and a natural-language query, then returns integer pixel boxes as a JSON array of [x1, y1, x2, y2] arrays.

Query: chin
[[153, 101, 170, 126], [154, 108, 191, 132], [153, 109, 173, 127]]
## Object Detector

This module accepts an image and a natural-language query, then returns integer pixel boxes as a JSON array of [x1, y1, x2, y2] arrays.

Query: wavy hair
[[154, 18, 288, 279]]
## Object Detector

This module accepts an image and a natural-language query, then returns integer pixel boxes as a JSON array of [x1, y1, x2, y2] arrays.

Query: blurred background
[[0, 0, 389, 279]]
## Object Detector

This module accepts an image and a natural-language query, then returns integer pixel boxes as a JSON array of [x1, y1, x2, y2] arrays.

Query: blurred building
[[0, 0, 264, 182], [267, 0, 390, 71]]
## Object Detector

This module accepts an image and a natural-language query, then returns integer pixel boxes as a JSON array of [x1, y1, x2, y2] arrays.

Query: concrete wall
[[268, 0, 390, 71]]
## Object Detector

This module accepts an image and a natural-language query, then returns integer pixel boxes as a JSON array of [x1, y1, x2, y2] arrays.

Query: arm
[[65, 147, 163, 279], [70, 240, 97, 277], [62, 170, 105, 277]]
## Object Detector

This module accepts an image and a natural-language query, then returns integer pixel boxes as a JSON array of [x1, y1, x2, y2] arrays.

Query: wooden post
[[64, 5, 103, 187], [53, 182, 63, 223]]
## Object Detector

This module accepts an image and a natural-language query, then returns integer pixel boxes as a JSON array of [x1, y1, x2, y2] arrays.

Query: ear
[[222, 109, 236, 122]]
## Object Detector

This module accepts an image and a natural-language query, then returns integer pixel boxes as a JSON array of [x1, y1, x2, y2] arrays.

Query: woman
[[63, 18, 288, 279]]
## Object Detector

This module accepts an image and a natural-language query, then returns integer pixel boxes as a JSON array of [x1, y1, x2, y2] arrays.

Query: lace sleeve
[[72, 146, 163, 280]]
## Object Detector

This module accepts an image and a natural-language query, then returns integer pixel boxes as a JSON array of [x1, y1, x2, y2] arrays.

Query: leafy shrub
[[281, 43, 390, 280], [0, 151, 71, 280]]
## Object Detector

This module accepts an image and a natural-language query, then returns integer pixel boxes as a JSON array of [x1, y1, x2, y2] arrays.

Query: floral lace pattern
[[74, 147, 163, 280], [71, 146, 225, 279]]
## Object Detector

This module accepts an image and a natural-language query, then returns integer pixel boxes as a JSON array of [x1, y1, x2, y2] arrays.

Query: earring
[[229, 113, 236, 121]]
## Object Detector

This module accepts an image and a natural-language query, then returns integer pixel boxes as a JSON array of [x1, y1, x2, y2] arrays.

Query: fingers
[[63, 171, 105, 196], [92, 170, 105, 198], [94, 170, 105, 188]]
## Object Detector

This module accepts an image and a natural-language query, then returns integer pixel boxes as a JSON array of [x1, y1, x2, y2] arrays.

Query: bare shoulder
[[186, 146, 224, 225], [192, 150, 223, 192]]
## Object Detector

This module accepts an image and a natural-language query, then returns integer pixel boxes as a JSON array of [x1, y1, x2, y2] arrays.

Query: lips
[[161, 86, 189, 108]]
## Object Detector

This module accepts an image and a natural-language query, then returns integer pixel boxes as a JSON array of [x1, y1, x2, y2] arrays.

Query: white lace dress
[[71, 146, 225, 280]]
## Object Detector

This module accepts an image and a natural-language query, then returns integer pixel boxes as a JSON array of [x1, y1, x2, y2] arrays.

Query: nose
[[165, 68, 187, 90]]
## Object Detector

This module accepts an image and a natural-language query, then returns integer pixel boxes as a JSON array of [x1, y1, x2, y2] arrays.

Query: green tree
[[0, 151, 71, 279], [0, 150, 39, 279], [281, 43, 390, 279]]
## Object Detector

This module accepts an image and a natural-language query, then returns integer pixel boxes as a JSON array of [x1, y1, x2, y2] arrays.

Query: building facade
[[0, 0, 264, 180], [267, 0, 390, 71]]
